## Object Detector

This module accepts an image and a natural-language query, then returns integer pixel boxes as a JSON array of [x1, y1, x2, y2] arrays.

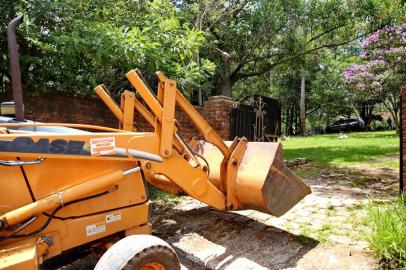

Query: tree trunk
[[295, 108, 300, 135], [196, 53, 202, 106], [384, 92, 400, 131], [326, 111, 330, 127], [285, 107, 290, 135], [359, 102, 375, 130], [218, 64, 232, 97], [300, 72, 306, 136], [220, 76, 232, 97], [196, 0, 203, 106], [288, 106, 294, 136]]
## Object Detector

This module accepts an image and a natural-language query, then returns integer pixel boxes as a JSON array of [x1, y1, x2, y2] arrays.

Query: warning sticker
[[86, 222, 106, 236], [106, 212, 121, 223], [90, 137, 116, 156]]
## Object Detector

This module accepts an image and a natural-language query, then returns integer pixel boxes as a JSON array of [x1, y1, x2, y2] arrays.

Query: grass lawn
[[364, 198, 406, 269], [281, 131, 399, 168], [282, 131, 404, 268]]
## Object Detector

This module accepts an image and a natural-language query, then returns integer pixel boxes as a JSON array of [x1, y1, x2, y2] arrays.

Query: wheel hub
[[139, 262, 166, 270]]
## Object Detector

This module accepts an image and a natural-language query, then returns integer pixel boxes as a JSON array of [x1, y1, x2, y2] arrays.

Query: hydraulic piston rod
[[0, 167, 140, 228]]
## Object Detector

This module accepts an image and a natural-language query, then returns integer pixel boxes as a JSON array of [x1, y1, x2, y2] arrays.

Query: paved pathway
[[152, 164, 398, 269]]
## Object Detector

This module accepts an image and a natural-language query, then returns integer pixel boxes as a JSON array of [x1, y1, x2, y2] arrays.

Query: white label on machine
[[90, 137, 116, 156], [106, 212, 121, 223], [86, 222, 106, 236]]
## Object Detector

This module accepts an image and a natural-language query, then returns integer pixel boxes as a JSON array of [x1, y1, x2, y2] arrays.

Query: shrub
[[370, 119, 385, 131], [364, 198, 406, 269]]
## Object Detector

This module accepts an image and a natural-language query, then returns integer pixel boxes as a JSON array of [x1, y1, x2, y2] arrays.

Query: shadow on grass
[[284, 145, 398, 165]]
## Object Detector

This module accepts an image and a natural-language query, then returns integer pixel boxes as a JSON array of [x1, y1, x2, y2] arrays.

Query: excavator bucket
[[201, 141, 311, 217], [97, 69, 311, 217]]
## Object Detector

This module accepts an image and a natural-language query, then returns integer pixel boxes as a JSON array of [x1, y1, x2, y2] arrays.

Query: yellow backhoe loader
[[0, 16, 311, 270]]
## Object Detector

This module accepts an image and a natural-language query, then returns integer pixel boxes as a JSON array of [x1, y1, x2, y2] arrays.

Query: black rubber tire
[[94, 235, 180, 270]]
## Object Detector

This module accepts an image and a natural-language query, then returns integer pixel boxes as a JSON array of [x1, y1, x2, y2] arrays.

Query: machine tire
[[94, 234, 180, 270]]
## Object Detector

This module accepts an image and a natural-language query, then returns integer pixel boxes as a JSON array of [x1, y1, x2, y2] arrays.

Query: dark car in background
[[325, 118, 365, 133]]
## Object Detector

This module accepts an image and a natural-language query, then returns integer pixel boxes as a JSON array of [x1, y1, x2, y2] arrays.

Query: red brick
[[0, 92, 234, 140]]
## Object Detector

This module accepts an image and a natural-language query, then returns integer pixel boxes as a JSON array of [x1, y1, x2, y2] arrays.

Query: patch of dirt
[[151, 198, 378, 269], [295, 244, 378, 270], [307, 164, 399, 199], [150, 163, 399, 269], [152, 201, 318, 269], [44, 162, 399, 269]]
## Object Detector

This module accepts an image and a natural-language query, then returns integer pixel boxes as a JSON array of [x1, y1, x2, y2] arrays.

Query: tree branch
[[235, 34, 363, 80], [208, 0, 250, 29], [229, 24, 274, 78], [304, 23, 349, 46]]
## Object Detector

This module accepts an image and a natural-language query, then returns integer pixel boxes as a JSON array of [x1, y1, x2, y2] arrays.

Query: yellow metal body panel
[[0, 166, 33, 214], [160, 79, 176, 157], [126, 70, 163, 120], [125, 223, 152, 236], [0, 68, 310, 269], [121, 90, 135, 131], [0, 238, 38, 270], [0, 131, 151, 268], [94, 85, 123, 124], [56, 203, 149, 252]]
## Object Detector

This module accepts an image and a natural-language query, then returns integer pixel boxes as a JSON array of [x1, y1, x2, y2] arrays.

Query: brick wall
[[0, 92, 235, 140], [203, 96, 234, 140]]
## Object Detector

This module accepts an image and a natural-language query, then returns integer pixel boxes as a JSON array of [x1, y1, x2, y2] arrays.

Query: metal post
[[7, 16, 24, 121]]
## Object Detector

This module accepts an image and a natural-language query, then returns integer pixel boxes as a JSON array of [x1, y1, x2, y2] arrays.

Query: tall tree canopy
[[0, 0, 404, 133], [178, 0, 400, 98], [0, 0, 214, 97]]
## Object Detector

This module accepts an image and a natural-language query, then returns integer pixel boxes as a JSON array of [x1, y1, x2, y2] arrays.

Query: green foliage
[[224, 0, 403, 134], [249, 51, 359, 134], [1, 0, 404, 107], [342, 22, 406, 128], [149, 186, 181, 203], [173, 59, 216, 99], [364, 198, 406, 269], [0, 0, 214, 97], [308, 53, 356, 122], [208, 0, 397, 94], [282, 131, 398, 166]]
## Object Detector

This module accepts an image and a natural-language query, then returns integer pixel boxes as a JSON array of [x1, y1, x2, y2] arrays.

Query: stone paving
[[151, 164, 399, 270], [42, 162, 399, 270]]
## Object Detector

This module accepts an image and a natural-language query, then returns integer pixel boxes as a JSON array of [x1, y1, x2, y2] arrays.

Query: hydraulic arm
[[95, 69, 311, 216], [0, 15, 310, 270]]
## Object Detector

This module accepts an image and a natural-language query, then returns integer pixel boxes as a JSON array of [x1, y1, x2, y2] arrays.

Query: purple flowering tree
[[343, 23, 406, 129]]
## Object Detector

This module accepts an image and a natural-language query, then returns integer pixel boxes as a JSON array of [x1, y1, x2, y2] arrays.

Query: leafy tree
[[1, 0, 404, 119], [0, 0, 214, 97], [179, 0, 399, 98], [343, 23, 406, 129], [308, 53, 355, 128], [265, 52, 355, 135]]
